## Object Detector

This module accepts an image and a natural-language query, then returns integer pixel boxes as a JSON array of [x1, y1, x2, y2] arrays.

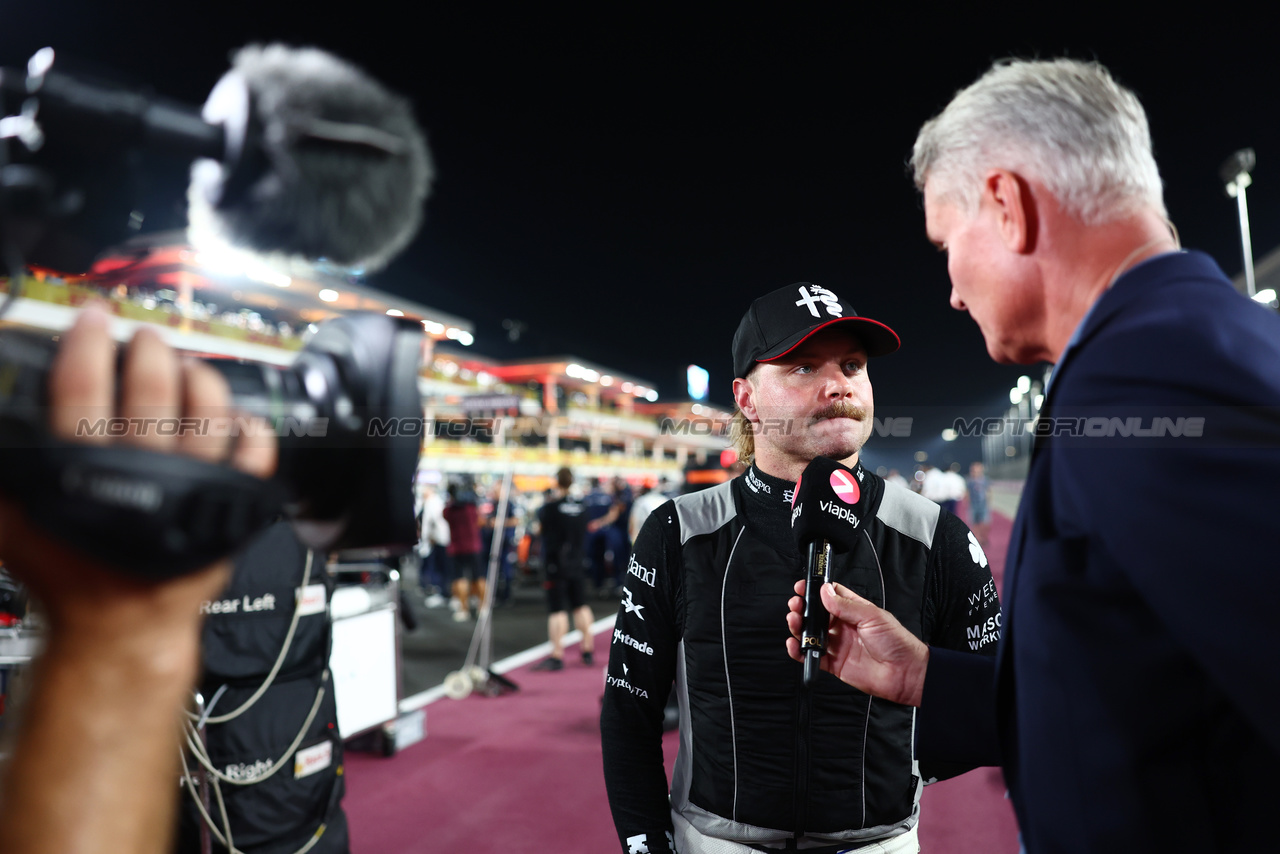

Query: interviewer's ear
[[983, 169, 1036, 254]]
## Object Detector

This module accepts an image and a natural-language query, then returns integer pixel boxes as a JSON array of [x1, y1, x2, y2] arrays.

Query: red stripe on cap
[[756, 317, 901, 363]]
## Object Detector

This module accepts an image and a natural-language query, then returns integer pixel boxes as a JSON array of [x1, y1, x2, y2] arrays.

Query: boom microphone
[[790, 457, 871, 687], [187, 43, 432, 272], [0, 43, 432, 273]]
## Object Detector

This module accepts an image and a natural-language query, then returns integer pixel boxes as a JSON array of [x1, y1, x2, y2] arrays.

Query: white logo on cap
[[795, 285, 844, 319]]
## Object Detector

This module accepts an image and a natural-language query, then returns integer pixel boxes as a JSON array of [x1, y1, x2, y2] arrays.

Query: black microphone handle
[[0, 69, 229, 161], [801, 538, 833, 688]]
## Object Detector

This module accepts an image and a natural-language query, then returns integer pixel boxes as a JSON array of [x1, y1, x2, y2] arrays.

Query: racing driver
[[600, 282, 1001, 854]]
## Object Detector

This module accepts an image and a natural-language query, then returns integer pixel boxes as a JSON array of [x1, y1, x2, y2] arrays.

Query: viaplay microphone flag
[[790, 456, 871, 553], [791, 456, 873, 686]]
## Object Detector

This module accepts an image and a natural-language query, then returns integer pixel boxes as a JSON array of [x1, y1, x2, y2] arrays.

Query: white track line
[[399, 613, 617, 713]]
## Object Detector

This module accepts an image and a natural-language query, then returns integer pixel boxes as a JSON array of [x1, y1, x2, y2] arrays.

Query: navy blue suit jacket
[[917, 251, 1280, 852]]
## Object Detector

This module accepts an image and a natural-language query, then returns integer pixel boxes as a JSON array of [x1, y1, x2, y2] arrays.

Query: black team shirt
[[539, 492, 588, 574]]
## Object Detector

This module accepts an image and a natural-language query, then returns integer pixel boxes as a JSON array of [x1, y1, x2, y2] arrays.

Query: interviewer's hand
[[785, 579, 930, 707]]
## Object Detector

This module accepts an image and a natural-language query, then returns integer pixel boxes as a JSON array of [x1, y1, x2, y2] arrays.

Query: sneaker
[[581, 651, 594, 666], [531, 657, 564, 672], [452, 609, 470, 622], [424, 593, 446, 609]]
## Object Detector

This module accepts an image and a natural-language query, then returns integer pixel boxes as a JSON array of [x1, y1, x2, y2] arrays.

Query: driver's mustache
[[811, 401, 868, 421]]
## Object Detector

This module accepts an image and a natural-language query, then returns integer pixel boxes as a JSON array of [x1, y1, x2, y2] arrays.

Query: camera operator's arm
[[0, 307, 276, 854]]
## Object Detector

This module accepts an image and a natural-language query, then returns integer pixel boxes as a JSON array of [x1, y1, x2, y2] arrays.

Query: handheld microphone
[[790, 457, 870, 687]]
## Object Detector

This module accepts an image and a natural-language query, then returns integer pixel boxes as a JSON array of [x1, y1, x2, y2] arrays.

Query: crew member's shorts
[[544, 565, 586, 613], [970, 505, 990, 524], [448, 553, 482, 583]]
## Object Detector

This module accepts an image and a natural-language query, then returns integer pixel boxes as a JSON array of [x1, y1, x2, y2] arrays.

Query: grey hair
[[911, 59, 1165, 224]]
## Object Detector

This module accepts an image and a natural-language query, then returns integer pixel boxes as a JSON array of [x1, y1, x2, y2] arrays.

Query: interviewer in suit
[[786, 58, 1280, 852]]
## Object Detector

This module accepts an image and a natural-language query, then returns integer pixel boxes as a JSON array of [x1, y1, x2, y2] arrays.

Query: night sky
[[5, 7, 1279, 470]]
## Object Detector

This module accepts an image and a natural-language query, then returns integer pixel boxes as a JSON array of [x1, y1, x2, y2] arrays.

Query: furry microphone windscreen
[[187, 44, 433, 272]]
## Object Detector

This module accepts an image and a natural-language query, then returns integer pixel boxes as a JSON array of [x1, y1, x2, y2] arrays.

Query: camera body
[[0, 311, 425, 579]]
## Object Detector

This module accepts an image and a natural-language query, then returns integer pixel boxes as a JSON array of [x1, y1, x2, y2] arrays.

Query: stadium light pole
[[1221, 148, 1257, 297]]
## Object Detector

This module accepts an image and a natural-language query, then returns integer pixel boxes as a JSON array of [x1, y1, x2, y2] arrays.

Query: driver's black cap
[[732, 282, 901, 379]]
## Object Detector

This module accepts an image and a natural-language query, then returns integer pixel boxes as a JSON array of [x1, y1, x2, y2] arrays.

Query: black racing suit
[[600, 463, 1001, 853]]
